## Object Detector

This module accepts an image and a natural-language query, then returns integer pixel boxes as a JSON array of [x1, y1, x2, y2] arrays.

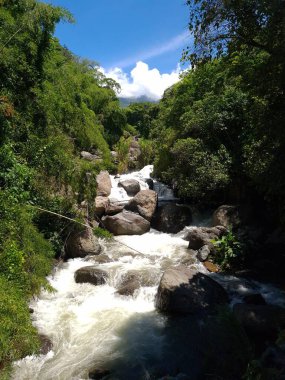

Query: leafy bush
[[212, 229, 244, 270], [137, 139, 155, 167], [115, 135, 132, 173], [155, 138, 231, 202]]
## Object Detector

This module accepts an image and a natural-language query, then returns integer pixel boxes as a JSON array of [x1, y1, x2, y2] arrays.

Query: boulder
[[118, 179, 140, 196], [197, 245, 210, 262], [116, 274, 140, 296], [185, 226, 227, 251], [94, 196, 110, 216], [233, 304, 285, 338], [65, 228, 101, 259], [145, 178, 154, 190], [96, 171, 112, 197], [212, 205, 240, 229], [84, 254, 112, 264], [125, 190, 157, 221], [80, 151, 102, 162], [155, 265, 228, 314], [243, 293, 266, 305], [105, 201, 124, 215], [89, 369, 111, 380], [152, 203, 192, 234], [203, 261, 219, 273], [39, 334, 53, 355], [74, 266, 108, 285], [102, 210, 150, 235]]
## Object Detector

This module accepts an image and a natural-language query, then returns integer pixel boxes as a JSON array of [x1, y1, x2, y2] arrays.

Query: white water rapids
[[12, 166, 285, 380]]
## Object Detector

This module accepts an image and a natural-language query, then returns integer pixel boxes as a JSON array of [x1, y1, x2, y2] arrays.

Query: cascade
[[12, 166, 285, 380]]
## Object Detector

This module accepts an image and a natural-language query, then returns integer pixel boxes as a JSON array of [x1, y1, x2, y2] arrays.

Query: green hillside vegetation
[[1, 0, 285, 377], [0, 0, 129, 375], [137, 1, 285, 227]]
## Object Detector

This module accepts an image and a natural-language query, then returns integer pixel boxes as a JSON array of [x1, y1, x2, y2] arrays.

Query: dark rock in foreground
[[155, 265, 228, 314], [74, 266, 108, 285], [88, 368, 111, 380], [233, 303, 285, 338], [102, 210, 150, 235], [243, 293, 266, 305], [152, 203, 192, 233]]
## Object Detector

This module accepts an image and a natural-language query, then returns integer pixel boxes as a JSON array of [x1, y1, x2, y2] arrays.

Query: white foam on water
[[12, 165, 285, 380]]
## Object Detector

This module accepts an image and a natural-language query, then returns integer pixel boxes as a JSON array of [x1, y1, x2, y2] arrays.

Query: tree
[[185, 0, 285, 65]]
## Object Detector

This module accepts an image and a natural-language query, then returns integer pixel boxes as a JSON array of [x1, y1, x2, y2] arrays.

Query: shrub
[[212, 229, 244, 270]]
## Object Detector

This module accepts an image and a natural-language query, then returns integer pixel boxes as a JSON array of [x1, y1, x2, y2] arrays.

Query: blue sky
[[44, 0, 192, 99]]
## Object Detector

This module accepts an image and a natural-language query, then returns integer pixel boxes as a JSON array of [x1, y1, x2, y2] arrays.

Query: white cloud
[[102, 61, 181, 100]]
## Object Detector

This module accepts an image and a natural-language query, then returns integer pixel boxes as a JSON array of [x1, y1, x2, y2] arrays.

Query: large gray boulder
[[233, 304, 285, 338], [65, 228, 101, 259], [118, 179, 140, 196], [80, 151, 102, 162], [96, 170, 112, 196], [102, 210, 150, 235], [212, 205, 240, 229], [125, 189, 157, 221], [74, 266, 108, 285], [105, 201, 124, 215], [116, 274, 140, 296], [155, 265, 228, 314], [94, 196, 110, 216], [185, 226, 227, 251], [151, 203, 192, 233]]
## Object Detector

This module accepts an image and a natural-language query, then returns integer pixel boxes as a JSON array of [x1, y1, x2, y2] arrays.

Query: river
[[12, 166, 285, 380]]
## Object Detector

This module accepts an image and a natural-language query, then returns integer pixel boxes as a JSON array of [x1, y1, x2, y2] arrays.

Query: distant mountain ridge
[[119, 95, 158, 107]]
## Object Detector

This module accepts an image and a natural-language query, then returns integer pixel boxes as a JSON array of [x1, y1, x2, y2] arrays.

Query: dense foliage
[[1, 0, 285, 377], [0, 0, 129, 375], [150, 1, 285, 224]]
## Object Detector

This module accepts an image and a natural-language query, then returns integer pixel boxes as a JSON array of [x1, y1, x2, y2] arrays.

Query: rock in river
[[155, 265, 228, 314], [65, 228, 101, 259], [118, 179, 141, 196], [185, 226, 227, 251], [151, 203, 192, 233], [74, 266, 108, 285], [102, 210, 150, 235], [125, 189, 157, 221]]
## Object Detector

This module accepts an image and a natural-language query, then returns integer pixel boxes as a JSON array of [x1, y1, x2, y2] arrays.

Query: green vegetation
[[147, 0, 285, 224], [0, 0, 127, 375], [1, 0, 285, 377], [212, 229, 244, 270]]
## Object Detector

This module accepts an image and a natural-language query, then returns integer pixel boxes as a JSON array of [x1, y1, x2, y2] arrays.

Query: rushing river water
[[12, 166, 285, 380]]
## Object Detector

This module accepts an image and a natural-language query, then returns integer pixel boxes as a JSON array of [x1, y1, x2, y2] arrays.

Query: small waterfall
[[12, 166, 285, 380]]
